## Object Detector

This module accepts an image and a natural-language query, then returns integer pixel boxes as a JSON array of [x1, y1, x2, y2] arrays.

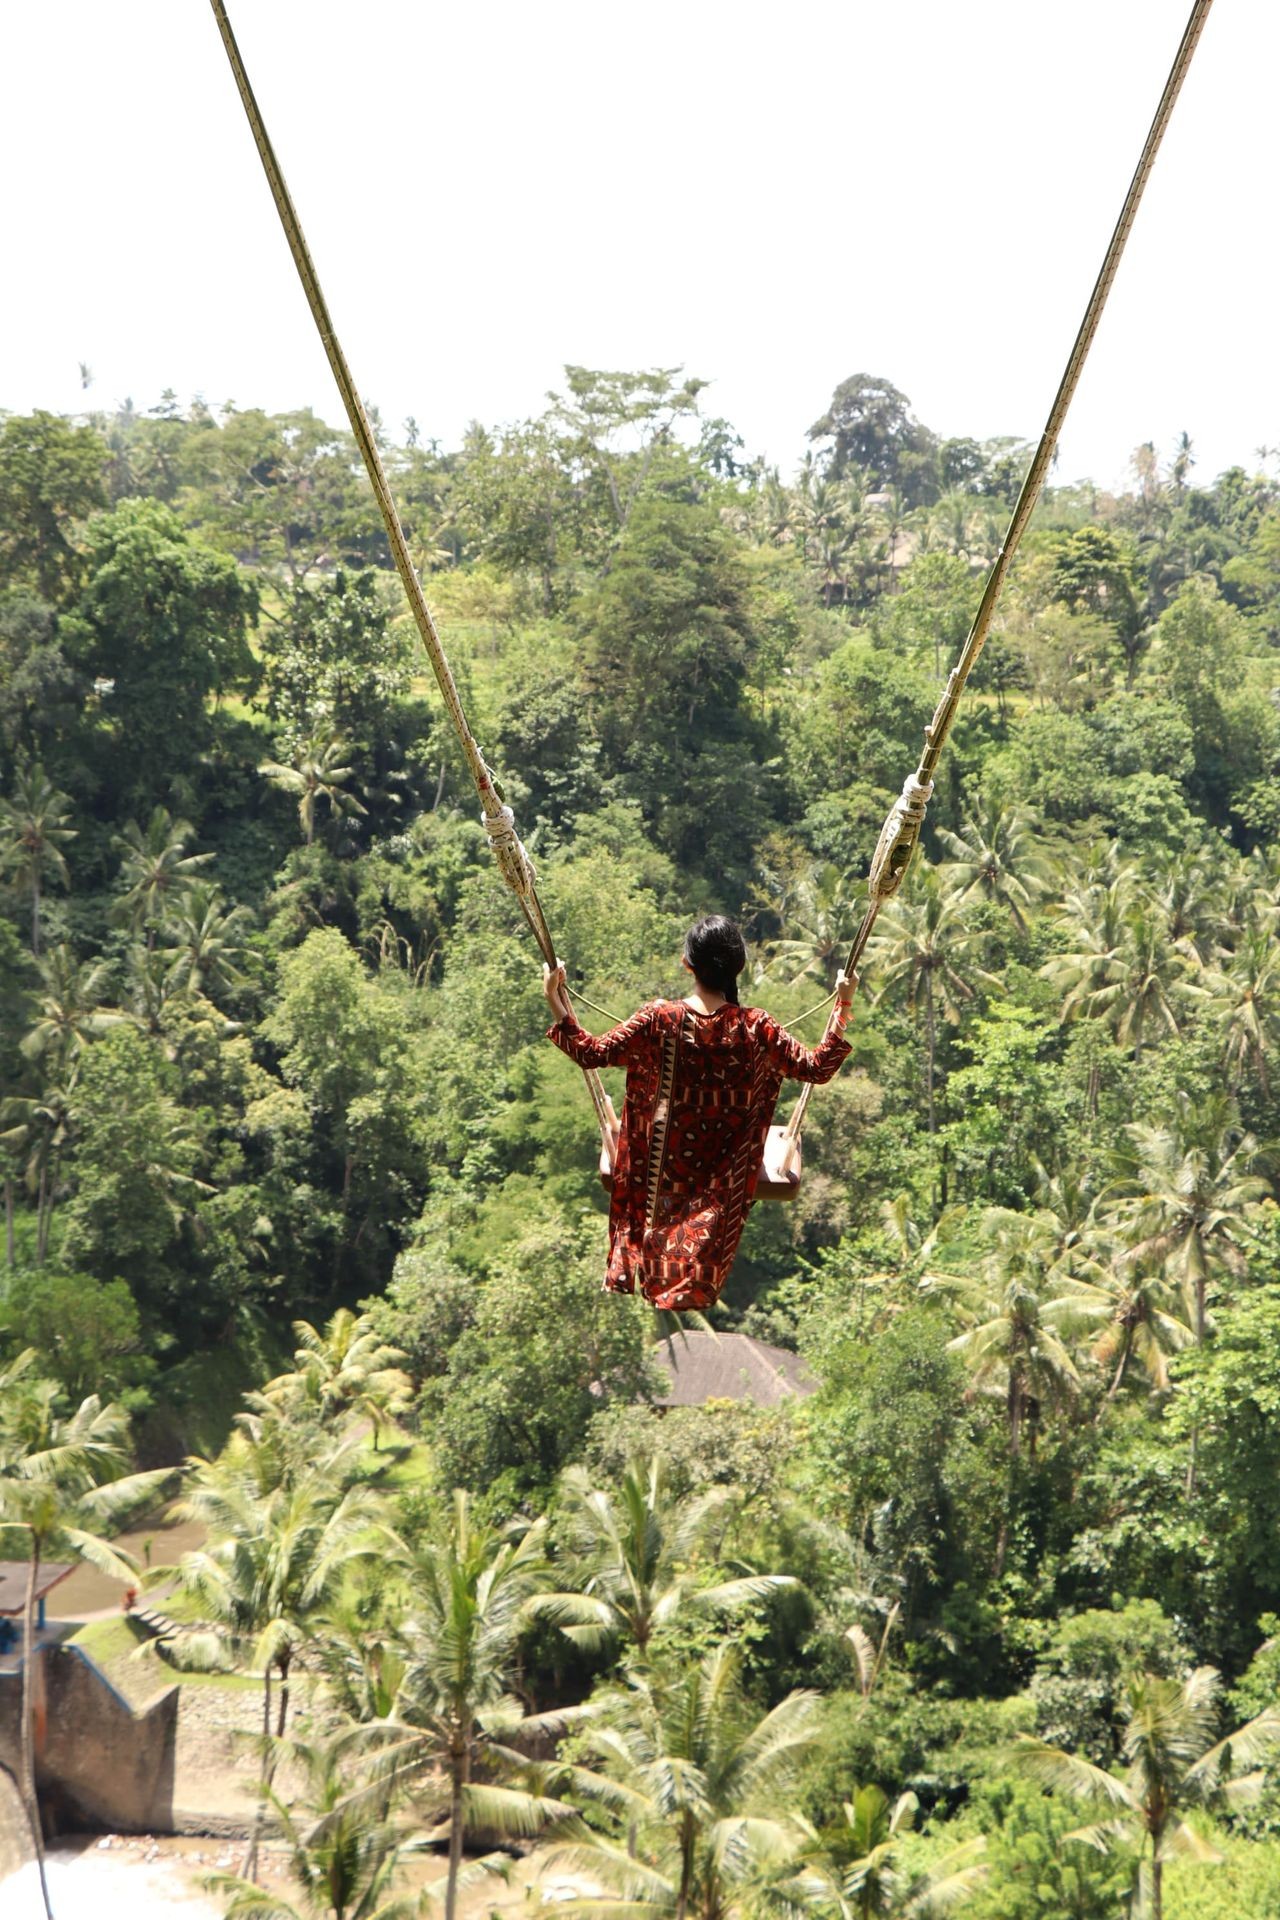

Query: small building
[[653, 1332, 817, 1410], [0, 1563, 74, 1657]]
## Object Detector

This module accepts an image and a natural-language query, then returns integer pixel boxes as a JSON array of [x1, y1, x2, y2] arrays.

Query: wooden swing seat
[[598, 1124, 802, 1203]]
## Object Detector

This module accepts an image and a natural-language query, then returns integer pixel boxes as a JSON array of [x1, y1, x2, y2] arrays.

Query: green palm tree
[[781, 1783, 986, 1919], [1150, 844, 1227, 966], [869, 870, 993, 1133], [207, 1728, 420, 1920], [0, 1370, 169, 1920], [388, 1491, 570, 1920], [1040, 866, 1139, 1051], [258, 1309, 412, 1449], [1013, 1666, 1280, 1920], [170, 1429, 390, 1880], [122, 939, 189, 1036], [1051, 1254, 1195, 1401], [533, 1455, 796, 1660], [545, 1642, 821, 1920], [21, 943, 123, 1067], [113, 806, 214, 948], [1, 1063, 79, 1265], [945, 1210, 1083, 1462], [753, 859, 862, 991], [0, 764, 75, 954], [259, 732, 367, 846], [1200, 918, 1280, 1097], [1099, 1097, 1271, 1342], [1044, 898, 1186, 1063], [162, 880, 255, 1002], [935, 802, 1049, 936]]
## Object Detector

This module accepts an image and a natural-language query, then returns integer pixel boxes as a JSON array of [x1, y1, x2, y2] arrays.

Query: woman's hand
[[543, 961, 574, 1022], [832, 969, 859, 1030]]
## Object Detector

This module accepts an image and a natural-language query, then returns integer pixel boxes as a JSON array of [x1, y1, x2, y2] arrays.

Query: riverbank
[[3, 1835, 225, 1919]]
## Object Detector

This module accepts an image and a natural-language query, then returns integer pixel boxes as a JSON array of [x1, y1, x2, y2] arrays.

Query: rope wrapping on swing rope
[[779, 0, 1216, 1161], [206, 0, 616, 1135]]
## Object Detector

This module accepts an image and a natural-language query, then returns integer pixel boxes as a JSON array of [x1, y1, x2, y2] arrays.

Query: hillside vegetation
[[2, 371, 1280, 1918]]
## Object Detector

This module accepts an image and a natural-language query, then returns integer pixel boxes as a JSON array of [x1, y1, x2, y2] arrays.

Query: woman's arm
[[759, 972, 857, 1083], [544, 962, 657, 1068]]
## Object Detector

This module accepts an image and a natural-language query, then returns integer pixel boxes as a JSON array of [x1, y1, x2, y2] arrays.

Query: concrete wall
[[0, 1647, 179, 1836], [0, 1764, 33, 1883]]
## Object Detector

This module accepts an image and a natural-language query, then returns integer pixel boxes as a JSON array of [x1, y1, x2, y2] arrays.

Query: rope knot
[[868, 773, 934, 902], [482, 802, 537, 900]]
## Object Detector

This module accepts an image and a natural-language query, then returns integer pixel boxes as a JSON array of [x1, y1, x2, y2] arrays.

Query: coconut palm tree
[[754, 860, 862, 991], [0, 764, 75, 954], [1044, 880, 1191, 1065], [259, 732, 367, 847], [113, 807, 213, 947], [0, 1064, 79, 1265], [122, 939, 189, 1038], [1050, 1254, 1195, 1401], [935, 802, 1049, 935], [1013, 1666, 1280, 1920], [945, 1210, 1084, 1463], [1199, 919, 1280, 1097], [543, 1643, 821, 1920], [162, 880, 255, 1002], [779, 1783, 986, 1919], [869, 870, 994, 1133], [257, 1309, 412, 1449], [20, 944, 123, 1067], [1040, 865, 1139, 1027], [1149, 844, 1227, 965], [388, 1492, 572, 1920], [532, 1455, 796, 1660], [170, 1429, 390, 1880], [1099, 1096, 1272, 1343], [207, 1727, 422, 1920], [0, 1372, 169, 1920]]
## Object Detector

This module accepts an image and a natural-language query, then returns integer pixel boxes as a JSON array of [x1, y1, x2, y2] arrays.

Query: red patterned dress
[[548, 1000, 851, 1310]]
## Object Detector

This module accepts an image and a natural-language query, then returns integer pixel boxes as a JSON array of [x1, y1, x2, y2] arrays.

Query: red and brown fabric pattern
[[548, 1000, 850, 1310]]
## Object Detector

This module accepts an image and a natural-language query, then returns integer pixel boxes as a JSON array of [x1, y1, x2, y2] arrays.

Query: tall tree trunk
[[21, 1541, 54, 1920], [1152, 1854, 1163, 1920], [275, 1647, 291, 1741], [36, 1165, 49, 1267], [675, 1808, 694, 1920], [445, 1737, 469, 1920], [924, 979, 937, 1134], [5, 1176, 14, 1268], [243, 1664, 273, 1881], [32, 877, 41, 958], [1107, 1325, 1135, 1403]]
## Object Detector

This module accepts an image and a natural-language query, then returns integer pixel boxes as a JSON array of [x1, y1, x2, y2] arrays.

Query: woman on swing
[[544, 915, 854, 1312]]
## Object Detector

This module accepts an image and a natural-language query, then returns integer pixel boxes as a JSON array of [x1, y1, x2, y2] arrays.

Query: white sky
[[3, 1, 1276, 493]]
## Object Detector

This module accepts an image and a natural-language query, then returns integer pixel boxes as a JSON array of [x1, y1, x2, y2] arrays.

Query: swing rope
[[779, 0, 1216, 1164], [206, 0, 615, 1136]]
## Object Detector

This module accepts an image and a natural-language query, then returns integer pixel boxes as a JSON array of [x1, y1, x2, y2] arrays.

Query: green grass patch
[[69, 1615, 260, 1697], [355, 1435, 435, 1492]]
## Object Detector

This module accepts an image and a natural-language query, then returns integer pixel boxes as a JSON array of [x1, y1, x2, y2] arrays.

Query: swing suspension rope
[[207, 0, 615, 1138], [778, 0, 1215, 1159], [209, 0, 1213, 1159]]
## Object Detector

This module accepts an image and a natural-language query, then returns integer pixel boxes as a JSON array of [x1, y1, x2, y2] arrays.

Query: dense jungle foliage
[[3, 369, 1280, 1917]]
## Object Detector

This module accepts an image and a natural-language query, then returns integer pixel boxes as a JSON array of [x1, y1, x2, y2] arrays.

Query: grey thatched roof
[[653, 1332, 816, 1409]]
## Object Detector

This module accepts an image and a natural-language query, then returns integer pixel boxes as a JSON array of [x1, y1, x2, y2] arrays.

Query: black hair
[[684, 915, 747, 1005]]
